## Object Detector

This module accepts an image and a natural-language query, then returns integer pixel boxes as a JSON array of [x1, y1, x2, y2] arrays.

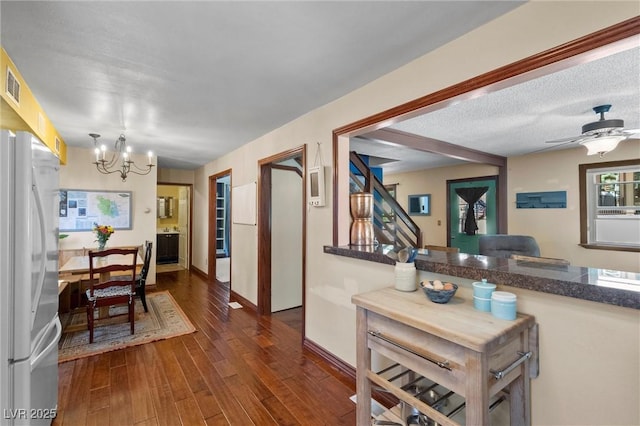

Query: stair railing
[[349, 151, 422, 248]]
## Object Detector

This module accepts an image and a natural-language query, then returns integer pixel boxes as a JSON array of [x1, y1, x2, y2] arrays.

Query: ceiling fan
[[546, 104, 639, 157]]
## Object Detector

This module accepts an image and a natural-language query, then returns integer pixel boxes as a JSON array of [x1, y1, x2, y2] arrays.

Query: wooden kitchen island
[[352, 286, 537, 426]]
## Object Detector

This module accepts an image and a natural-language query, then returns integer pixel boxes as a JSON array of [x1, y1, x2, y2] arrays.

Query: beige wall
[[508, 140, 640, 272], [157, 167, 195, 185], [385, 140, 640, 272], [59, 145, 158, 284], [413, 271, 639, 426], [385, 163, 498, 247], [191, 3, 640, 424]]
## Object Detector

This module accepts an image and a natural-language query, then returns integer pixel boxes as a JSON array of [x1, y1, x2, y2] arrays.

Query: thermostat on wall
[[307, 166, 326, 207]]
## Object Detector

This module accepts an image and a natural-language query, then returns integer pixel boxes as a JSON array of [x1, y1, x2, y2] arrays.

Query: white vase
[[395, 262, 417, 292]]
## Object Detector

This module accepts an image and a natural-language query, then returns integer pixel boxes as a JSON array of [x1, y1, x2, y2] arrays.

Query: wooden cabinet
[[157, 233, 179, 264], [352, 287, 537, 425]]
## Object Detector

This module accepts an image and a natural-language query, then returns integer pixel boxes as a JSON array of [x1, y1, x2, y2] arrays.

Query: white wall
[[191, 3, 640, 424], [271, 168, 303, 312], [59, 146, 158, 284]]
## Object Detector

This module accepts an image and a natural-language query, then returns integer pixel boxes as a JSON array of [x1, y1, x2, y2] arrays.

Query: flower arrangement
[[93, 223, 114, 250]]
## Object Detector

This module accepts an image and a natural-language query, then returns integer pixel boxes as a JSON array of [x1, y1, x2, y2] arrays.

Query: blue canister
[[472, 279, 496, 299], [491, 291, 517, 320], [473, 296, 492, 312]]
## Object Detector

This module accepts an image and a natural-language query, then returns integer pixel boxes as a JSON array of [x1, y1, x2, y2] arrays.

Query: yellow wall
[[0, 47, 67, 162], [192, 2, 640, 424]]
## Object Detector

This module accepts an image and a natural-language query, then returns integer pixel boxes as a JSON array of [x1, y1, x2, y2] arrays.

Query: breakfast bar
[[326, 245, 640, 309]]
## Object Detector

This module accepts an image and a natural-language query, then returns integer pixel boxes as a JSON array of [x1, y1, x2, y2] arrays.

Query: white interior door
[[178, 186, 189, 268], [271, 168, 302, 312]]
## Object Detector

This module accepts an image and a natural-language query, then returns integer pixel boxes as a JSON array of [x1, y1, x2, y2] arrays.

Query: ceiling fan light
[[582, 118, 624, 134], [581, 135, 625, 156]]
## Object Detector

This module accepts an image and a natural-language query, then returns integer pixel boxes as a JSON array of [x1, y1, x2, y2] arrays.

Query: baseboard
[[230, 290, 257, 312], [191, 266, 207, 281], [303, 338, 356, 381], [302, 338, 398, 409]]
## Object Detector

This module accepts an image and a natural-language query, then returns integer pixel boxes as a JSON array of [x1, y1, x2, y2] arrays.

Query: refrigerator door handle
[[30, 166, 48, 326], [30, 316, 61, 371]]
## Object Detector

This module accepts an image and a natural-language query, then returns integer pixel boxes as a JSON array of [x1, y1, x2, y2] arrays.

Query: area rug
[[58, 291, 196, 363]]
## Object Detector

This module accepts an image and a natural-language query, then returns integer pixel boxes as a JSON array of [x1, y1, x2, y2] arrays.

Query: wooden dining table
[[59, 254, 142, 276], [59, 253, 143, 317]]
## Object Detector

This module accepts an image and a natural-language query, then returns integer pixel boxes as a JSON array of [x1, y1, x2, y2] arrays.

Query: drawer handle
[[490, 351, 532, 380], [368, 331, 451, 371]]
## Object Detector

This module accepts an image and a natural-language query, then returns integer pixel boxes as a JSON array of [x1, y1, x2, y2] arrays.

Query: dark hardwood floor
[[272, 307, 303, 335], [53, 270, 356, 425]]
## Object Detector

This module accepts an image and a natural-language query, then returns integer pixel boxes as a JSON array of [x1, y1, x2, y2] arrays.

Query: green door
[[448, 177, 497, 254]]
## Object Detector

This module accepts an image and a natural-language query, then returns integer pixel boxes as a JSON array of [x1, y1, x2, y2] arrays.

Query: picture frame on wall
[[59, 189, 132, 231], [408, 193, 431, 216]]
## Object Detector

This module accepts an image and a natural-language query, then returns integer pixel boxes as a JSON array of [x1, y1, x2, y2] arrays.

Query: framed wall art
[[59, 189, 132, 231]]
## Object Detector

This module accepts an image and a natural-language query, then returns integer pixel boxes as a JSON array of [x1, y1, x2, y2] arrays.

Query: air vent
[[6, 67, 20, 104], [55, 137, 61, 153]]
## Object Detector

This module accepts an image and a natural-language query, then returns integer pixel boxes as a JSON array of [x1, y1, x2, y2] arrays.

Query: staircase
[[349, 151, 422, 249]]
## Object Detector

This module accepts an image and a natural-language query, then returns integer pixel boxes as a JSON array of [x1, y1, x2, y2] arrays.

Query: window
[[456, 195, 487, 235], [384, 184, 397, 199], [383, 184, 397, 223], [579, 159, 640, 251]]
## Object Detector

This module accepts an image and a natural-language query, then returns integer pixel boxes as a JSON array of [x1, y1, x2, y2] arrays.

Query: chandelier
[[90, 133, 154, 181]]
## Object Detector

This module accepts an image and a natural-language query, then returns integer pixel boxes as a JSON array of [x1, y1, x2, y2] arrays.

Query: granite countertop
[[157, 230, 179, 235], [324, 245, 640, 310]]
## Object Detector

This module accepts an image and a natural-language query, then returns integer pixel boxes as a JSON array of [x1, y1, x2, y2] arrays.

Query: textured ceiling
[[351, 44, 640, 174], [0, 1, 523, 169]]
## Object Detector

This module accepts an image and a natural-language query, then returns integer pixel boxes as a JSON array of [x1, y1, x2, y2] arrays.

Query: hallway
[[54, 271, 356, 425]]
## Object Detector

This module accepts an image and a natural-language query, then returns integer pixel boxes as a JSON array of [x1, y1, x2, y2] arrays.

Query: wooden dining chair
[[136, 241, 153, 312], [113, 241, 153, 312], [86, 247, 138, 343]]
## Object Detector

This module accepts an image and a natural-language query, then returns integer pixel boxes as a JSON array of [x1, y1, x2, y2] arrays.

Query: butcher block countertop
[[352, 286, 535, 353]]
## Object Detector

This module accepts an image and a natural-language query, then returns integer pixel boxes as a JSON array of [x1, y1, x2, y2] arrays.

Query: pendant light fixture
[[90, 133, 154, 181]]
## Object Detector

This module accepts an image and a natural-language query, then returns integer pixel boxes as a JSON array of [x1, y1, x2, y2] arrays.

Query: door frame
[[208, 169, 232, 283], [447, 175, 499, 254], [157, 182, 194, 270], [257, 145, 306, 325]]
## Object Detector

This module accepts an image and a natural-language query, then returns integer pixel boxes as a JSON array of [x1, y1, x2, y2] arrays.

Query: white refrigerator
[[1, 131, 61, 425]]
